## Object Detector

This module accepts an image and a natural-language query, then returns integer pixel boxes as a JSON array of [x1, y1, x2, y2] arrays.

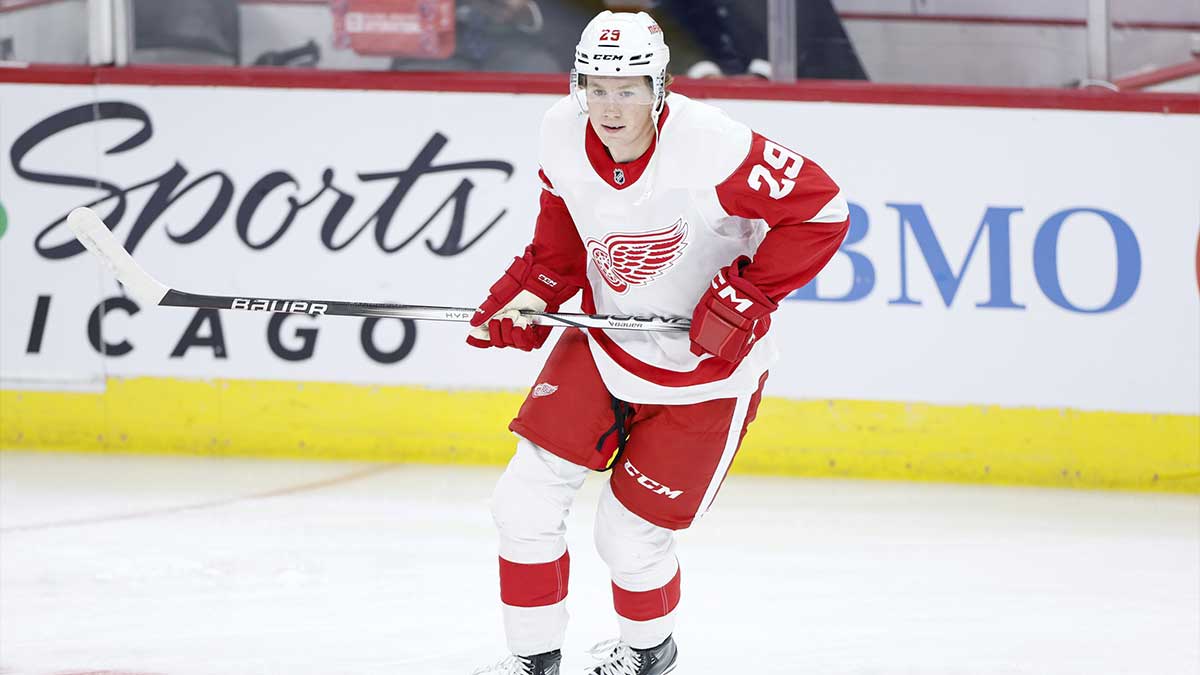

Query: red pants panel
[[510, 330, 765, 530]]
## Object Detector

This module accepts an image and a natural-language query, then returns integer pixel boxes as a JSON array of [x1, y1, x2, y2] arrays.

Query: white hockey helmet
[[570, 11, 670, 118]]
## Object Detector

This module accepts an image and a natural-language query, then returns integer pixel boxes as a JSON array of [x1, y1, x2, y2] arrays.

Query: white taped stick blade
[[67, 207, 169, 306]]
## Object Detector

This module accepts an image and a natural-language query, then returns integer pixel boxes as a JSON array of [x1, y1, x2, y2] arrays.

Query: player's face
[[585, 76, 656, 159]]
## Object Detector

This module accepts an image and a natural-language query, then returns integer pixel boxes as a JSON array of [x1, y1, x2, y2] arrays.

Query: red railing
[[1114, 58, 1200, 90], [838, 11, 1200, 33], [0, 0, 79, 14]]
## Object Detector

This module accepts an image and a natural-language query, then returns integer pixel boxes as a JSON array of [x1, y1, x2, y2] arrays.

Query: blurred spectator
[[131, 0, 239, 66], [656, 0, 867, 80], [656, 0, 769, 78], [253, 40, 321, 68], [391, 0, 566, 72], [787, 0, 867, 79], [384, 0, 866, 79]]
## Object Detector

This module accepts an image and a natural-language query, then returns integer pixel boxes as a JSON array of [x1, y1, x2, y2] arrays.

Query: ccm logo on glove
[[689, 256, 777, 363], [713, 272, 755, 313]]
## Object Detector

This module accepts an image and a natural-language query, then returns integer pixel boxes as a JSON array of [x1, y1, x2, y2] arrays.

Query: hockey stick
[[65, 207, 690, 332]]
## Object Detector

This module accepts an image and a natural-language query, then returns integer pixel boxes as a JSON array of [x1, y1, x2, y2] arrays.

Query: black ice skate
[[585, 636, 677, 675], [472, 649, 561, 675]]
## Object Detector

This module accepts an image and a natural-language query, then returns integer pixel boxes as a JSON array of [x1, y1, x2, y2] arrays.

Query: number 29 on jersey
[[747, 140, 803, 200]]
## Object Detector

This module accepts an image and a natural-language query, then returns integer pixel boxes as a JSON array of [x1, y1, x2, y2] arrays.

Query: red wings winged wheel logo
[[586, 219, 689, 294]]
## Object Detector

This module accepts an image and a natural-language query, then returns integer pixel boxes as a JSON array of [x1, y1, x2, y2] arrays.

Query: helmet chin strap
[[650, 69, 667, 121], [570, 68, 586, 114], [633, 83, 665, 207]]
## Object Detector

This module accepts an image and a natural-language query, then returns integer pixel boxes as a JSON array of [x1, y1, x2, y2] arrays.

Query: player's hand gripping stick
[[467, 248, 579, 351]]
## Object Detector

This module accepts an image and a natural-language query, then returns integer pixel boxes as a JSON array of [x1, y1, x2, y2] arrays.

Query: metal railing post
[[112, 0, 131, 66], [1086, 0, 1112, 84], [767, 0, 797, 83], [87, 0, 114, 64]]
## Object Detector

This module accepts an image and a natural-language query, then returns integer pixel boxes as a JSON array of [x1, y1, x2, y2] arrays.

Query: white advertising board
[[1, 82, 1197, 414]]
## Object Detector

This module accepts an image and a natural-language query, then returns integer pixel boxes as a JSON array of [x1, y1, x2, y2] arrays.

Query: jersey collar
[[584, 103, 671, 191]]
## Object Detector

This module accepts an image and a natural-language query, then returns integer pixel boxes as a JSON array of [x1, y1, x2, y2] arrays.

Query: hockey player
[[468, 10, 849, 675]]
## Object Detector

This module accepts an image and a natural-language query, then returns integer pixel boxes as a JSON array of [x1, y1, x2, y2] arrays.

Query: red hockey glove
[[689, 256, 778, 363], [467, 248, 578, 351]]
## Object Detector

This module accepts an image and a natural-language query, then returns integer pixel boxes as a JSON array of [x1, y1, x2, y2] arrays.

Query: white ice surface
[[1, 451, 1197, 675]]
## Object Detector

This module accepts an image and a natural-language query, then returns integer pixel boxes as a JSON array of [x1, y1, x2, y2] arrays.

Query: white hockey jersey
[[531, 93, 849, 405]]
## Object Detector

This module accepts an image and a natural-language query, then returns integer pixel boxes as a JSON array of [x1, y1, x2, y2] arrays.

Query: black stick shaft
[[160, 290, 690, 332]]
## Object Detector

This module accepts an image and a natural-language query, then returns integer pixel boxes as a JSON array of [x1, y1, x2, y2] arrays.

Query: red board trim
[[1, 64, 1196, 114]]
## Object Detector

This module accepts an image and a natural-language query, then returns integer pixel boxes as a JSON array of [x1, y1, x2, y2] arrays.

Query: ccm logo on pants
[[624, 460, 682, 500]]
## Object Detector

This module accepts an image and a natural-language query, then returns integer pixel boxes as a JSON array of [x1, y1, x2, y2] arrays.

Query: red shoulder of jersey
[[716, 132, 844, 227]]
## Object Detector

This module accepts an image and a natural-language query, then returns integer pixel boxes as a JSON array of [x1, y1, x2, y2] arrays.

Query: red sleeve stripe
[[499, 551, 570, 608], [611, 568, 682, 622], [807, 190, 850, 223], [538, 168, 559, 196]]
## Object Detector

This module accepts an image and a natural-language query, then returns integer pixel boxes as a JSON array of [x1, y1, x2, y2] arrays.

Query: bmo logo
[[795, 203, 1146, 315]]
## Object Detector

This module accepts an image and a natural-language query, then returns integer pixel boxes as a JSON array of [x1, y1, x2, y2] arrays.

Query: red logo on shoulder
[[586, 219, 688, 294]]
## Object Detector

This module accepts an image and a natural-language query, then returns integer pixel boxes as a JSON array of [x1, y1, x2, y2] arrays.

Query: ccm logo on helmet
[[593, 54, 624, 61], [624, 459, 683, 500]]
